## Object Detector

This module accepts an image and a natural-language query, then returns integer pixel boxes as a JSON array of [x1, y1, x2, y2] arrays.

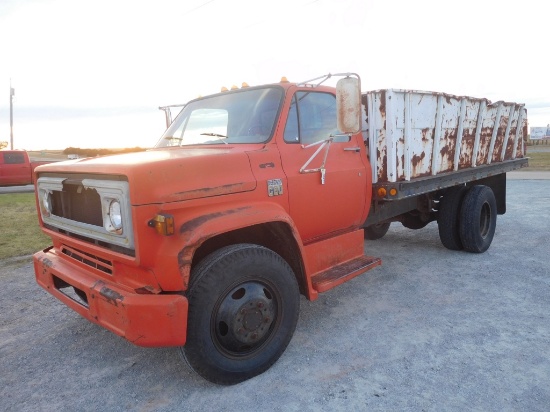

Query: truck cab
[[0, 150, 55, 186], [0, 150, 31, 186], [34, 75, 379, 384]]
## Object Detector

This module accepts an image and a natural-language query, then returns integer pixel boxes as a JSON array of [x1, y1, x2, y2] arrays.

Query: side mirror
[[336, 76, 361, 134]]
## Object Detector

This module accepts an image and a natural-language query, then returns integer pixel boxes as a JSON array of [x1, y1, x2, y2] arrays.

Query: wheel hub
[[234, 299, 274, 344], [214, 281, 277, 353]]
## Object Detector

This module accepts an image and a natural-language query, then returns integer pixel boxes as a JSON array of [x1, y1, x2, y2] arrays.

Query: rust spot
[[177, 206, 253, 286], [135, 286, 156, 295], [378, 147, 387, 182], [179, 206, 251, 235], [476, 126, 493, 165], [40, 257, 54, 275], [99, 286, 124, 306], [421, 128, 430, 142], [379, 90, 386, 118], [411, 152, 428, 177], [459, 129, 475, 169], [439, 129, 457, 172], [395, 136, 405, 180], [492, 120, 507, 162], [504, 127, 516, 159], [412, 152, 431, 177], [174, 183, 248, 199]]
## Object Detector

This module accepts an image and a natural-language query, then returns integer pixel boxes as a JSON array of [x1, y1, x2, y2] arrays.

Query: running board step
[[311, 256, 382, 293]]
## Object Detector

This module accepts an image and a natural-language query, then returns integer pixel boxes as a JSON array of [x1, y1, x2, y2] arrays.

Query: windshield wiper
[[200, 132, 229, 145]]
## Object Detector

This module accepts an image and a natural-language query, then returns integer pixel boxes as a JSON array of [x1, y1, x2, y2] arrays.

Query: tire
[[438, 185, 468, 250], [182, 244, 300, 385], [459, 185, 497, 253], [364, 222, 391, 240]]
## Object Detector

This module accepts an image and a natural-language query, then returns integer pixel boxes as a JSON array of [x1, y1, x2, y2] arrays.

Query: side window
[[284, 92, 346, 144], [3, 152, 25, 164]]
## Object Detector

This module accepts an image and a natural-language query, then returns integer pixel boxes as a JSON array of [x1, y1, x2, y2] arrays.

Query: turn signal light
[[389, 188, 398, 196], [377, 187, 387, 197], [149, 214, 175, 236]]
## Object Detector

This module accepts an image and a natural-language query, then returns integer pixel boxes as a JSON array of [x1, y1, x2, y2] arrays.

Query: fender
[[151, 200, 310, 292]]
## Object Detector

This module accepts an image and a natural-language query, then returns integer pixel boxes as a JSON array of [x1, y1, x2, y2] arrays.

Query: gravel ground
[[1, 179, 549, 411]]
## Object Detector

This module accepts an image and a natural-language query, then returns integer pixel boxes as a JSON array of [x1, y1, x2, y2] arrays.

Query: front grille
[[52, 183, 103, 227], [62, 245, 113, 274], [37, 175, 135, 253]]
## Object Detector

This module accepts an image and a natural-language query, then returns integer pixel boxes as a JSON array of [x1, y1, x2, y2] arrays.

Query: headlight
[[108, 200, 123, 232], [41, 190, 52, 216]]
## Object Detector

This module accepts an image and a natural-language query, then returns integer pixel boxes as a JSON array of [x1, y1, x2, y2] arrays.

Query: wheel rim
[[212, 280, 279, 358], [479, 202, 491, 238]]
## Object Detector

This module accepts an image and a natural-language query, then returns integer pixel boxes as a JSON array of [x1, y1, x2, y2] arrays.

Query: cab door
[[278, 89, 368, 242]]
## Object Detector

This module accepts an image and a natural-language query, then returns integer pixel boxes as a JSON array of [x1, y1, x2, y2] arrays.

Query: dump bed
[[362, 89, 528, 185]]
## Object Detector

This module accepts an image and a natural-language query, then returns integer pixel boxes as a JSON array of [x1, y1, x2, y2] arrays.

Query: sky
[[0, 0, 549, 150]]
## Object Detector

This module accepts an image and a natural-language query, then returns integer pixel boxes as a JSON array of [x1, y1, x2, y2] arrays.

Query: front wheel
[[182, 244, 300, 385]]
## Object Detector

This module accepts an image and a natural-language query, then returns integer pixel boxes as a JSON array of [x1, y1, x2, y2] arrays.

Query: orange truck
[[0, 150, 53, 186], [33, 74, 528, 384]]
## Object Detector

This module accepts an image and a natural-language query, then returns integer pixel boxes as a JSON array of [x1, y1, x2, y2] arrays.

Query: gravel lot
[[1, 179, 549, 411]]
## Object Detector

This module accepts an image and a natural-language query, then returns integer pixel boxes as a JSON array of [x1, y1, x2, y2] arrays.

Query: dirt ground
[[1, 179, 549, 411]]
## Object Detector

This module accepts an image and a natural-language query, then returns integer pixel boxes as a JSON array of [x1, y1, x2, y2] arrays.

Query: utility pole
[[10, 80, 15, 150]]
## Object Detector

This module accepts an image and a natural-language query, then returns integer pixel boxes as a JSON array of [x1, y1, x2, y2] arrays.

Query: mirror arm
[[299, 138, 334, 185]]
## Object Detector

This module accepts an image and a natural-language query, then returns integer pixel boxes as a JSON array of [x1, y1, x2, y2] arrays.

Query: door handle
[[344, 147, 361, 152]]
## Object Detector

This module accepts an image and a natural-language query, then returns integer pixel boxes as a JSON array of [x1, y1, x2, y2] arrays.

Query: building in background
[[530, 126, 550, 140]]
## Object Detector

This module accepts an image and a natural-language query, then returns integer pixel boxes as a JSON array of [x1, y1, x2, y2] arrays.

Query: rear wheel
[[438, 185, 468, 250], [364, 222, 391, 240], [182, 244, 300, 385], [459, 185, 497, 253]]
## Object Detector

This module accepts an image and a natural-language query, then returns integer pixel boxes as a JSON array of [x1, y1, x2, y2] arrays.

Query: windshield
[[155, 87, 283, 147]]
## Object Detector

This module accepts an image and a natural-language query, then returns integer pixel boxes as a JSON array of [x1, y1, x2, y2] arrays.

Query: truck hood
[[36, 147, 257, 205]]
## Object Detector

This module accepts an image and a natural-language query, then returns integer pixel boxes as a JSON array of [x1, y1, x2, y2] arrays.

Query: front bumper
[[34, 247, 188, 347]]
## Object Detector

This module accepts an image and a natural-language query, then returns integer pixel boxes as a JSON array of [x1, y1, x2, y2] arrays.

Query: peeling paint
[[179, 206, 251, 236], [99, 286, 124, 306], [363, 89, 525, 182], [173, 182, 250, 199]]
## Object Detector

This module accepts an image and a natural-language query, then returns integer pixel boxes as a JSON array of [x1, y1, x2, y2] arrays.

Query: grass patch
[[526, 152, 550, 171], [0, 193, 51, 260]]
